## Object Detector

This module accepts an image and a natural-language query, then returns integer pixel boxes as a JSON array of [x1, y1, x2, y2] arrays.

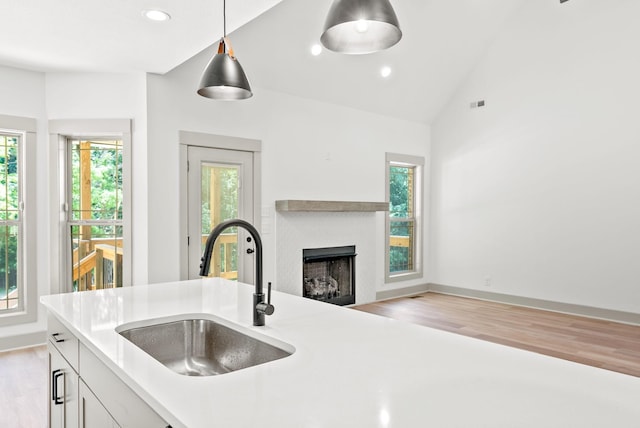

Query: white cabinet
[[48, 344, 79, 428], [79, 380, 119, 428], [47, 313, 171, 428], [79, 343, 170, 427], [48, 313, 80, 428]]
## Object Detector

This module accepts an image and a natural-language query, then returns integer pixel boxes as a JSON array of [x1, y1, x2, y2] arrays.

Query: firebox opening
[[303, 245, 356, 306]]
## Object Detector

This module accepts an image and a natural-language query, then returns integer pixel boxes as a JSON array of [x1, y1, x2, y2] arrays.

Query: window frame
[[0, 114, 37, 326], [385, 152, 424, 283], [49, 119, 132, 294], [66, 138, 125, 290]]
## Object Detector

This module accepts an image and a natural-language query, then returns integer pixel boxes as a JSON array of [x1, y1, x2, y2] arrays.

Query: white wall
[[46, 72, 149, 287], [430, 0, 640, 313], [0, 65, 48, 339], [146, 46, 431, 294], [0, 70, 149, 346], [0, 50, 428, 345]]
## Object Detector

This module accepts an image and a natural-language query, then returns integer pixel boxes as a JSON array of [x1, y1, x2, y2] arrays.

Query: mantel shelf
[[275, 200, 388, 213]]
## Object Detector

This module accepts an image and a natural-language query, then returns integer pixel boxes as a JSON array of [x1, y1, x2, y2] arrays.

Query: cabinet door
[[79, 380, 120, 428], [49, 344, 79, 428], [79, 344, 171, 427]]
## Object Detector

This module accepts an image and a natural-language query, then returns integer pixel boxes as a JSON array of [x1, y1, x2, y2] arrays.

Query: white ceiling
[[0, 0, 529, 123], [0, 0, 282, 74], [232, 0, 528, 123]]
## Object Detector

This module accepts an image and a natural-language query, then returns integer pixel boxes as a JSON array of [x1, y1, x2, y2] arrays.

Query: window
[[0, 115, 36, 326], [68, 139, 124, 291], [49, 120, 131, 293], [385, 153, 424, 283], [0, 131, 21, 311]]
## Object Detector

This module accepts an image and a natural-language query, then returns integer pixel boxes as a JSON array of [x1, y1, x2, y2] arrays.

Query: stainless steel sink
[[118, 318, 293, 376]]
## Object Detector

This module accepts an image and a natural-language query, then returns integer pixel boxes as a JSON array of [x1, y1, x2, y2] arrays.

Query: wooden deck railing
[[390, 235, 411, 248], [72, 238, 123, 291], [70, 233, 408, 291], [390, 235, 413, 272], [72, 231, 240, 291], [201, 232, 237, 280]]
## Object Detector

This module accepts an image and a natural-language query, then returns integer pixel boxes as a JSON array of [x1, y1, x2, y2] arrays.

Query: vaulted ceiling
[[0, 0, 532, 123], [230, 0, 528, 122], [0, 0, 281, 74]]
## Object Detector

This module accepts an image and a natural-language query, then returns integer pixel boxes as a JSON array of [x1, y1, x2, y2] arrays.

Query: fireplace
[[303, 245, 356, 306]]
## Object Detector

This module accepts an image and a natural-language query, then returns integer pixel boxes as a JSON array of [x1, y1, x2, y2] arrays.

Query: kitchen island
[[41, 279, 640, 427]]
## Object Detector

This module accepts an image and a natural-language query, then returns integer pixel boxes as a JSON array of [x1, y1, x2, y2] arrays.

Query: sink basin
[[118, 317, 293, 376]]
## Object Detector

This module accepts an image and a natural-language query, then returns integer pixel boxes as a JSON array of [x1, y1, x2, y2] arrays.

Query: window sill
[[385, 271, 423, 284], [0, 309, 37, 327]]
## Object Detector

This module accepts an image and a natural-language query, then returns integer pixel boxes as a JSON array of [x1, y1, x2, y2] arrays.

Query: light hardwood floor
[[354, 292, 640, 377], [0, 345, 48, 428]]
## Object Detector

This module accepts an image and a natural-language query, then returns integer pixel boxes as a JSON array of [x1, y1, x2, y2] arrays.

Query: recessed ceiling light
[[142, 9, 171, 22], [311, 44, 323, 56], [380, 66, 392, 78]]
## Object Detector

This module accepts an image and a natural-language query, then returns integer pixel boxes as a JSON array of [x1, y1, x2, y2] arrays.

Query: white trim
[[428, 283, 640, 326], [384, 152, 424, 284], [0, 331, 46, 352], [178, 131, 262, 280], [49, 119, 132, 294], [386, 152, 425, 167], [0, 114, 37, 327], [179, 144, 188, 280], [49, 119, 131, 137], [0, 115, 36, 133], [374, 283, 640, 326], [178, 130, 262, 153], [376, 283, 430, 301]]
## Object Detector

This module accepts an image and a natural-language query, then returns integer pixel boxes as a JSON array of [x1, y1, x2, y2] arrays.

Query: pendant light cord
[[223, 0, 226, 37]]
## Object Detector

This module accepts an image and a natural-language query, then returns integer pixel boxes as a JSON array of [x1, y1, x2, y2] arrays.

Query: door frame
[[186, 146, 253, 281], [178, 131, 262, 280]]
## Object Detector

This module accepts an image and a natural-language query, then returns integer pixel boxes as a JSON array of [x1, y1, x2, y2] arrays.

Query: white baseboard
[[0, 331, 46, 352], [428, 283, 640, 326], [375, 283, 430, 301]]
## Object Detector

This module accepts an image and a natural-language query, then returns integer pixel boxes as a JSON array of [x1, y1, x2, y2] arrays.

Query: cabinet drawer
[[48, 314, 79, 371]]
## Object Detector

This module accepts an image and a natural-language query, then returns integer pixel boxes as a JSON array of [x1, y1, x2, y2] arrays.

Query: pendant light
[[320, 0, 402, 54], [198, 0, 252, 100]]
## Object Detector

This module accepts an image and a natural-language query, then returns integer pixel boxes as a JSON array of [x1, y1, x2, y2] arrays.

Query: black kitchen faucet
[[200, 219, 275, 326]]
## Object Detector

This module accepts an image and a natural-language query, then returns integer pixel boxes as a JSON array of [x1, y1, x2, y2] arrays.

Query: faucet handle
[[256, 282, 275, 316]]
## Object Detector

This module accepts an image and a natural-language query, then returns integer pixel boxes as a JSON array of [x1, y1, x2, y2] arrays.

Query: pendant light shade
[[198, 38, 253, 100], [197, 0, 252, 100], [320, 0, 402, 54]]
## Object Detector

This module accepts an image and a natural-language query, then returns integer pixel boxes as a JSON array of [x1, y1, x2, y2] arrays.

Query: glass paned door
[[188, 147, 254, 282]]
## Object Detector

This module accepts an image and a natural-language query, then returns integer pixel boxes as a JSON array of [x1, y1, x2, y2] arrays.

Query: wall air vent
[[470, 100, 486, 109]]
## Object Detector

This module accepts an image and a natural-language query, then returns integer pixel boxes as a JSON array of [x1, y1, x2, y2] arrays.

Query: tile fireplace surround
[[275, 201, 387, 305]]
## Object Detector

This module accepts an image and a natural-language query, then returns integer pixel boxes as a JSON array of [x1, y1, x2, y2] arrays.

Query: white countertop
[[41, 279, 640, 427]]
